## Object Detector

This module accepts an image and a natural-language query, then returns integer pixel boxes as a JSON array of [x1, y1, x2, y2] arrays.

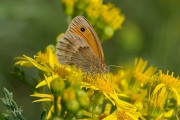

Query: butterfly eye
[[80, 27, 85, 32]]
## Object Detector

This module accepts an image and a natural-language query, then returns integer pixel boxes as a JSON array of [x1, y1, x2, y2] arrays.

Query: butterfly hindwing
[[56, 33, 101, 73]]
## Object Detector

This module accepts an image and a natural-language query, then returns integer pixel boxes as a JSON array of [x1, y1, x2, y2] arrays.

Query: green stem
[[92, 91, 102, 120], [54, 96, 59, 116]]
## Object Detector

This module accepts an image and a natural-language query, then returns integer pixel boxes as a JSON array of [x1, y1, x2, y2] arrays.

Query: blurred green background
[[0, 0, 180, 119]]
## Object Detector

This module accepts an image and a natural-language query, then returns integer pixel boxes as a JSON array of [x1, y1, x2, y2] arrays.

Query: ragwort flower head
[[15, 45, 70, 78], [155, 71, 180, 106], [133, 58, 157, 84], [147, 71, 180, 119], [113, 58, 156, 104]]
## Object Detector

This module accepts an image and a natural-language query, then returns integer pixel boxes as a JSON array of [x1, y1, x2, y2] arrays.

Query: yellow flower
[[157, 71, 180, 105], [99, 3, 125, 36], [85, 0, 102, 21], [82, 73, 144, 119], [148, 71, 180, 119], [148, 85, 167, 119], [15, 45, 70, 78], [113, 58, 156, 102], [81, 74, 116, 106], [110, 58, 159, 119], [95, 3, 125, 40], [82, 74, 121, 105], [111, 13, 125, 30], [84, 74, 114, 93], [133, 58, 157, 83], [103, 109, 144, 120], [100, 3, 125, 30]]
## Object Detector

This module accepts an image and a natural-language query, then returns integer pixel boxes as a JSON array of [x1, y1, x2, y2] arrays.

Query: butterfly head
[[101, 64, 110, 73]]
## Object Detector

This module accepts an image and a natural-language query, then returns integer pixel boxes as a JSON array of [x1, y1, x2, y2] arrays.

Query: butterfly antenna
[[108, 65, 126, 70]]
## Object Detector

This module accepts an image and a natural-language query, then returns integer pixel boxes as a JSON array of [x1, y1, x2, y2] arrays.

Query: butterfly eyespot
[[80, 27, 85, 32]]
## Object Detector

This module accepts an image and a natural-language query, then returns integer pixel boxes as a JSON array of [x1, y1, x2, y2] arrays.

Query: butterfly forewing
[[66, 16, 104, 63]]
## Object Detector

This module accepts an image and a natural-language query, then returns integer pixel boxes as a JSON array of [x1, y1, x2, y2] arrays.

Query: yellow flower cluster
[[15, 46, 137, 119], [61, 0, 125, 41], [15, 45, 180, 119]]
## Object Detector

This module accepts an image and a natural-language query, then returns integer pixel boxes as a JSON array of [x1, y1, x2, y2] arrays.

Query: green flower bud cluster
[[50, 72, 90, 119]]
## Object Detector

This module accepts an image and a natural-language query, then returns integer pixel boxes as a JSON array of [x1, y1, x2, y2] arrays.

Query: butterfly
[[56, 16, 109, 74]]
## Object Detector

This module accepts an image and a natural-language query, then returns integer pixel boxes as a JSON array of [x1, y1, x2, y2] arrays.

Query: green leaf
[[0, 88, 27, 120]]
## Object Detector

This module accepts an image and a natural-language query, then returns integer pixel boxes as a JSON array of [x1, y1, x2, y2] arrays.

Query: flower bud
[[76, 90, 90, 108], [50, 116, 64, 120], [65, 99, 80, 113], [62, 87, 76, 102], [104, 26, 114, 39], [51, 78, 65, 97]]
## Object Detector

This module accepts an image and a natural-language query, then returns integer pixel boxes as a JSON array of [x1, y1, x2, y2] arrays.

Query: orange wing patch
[[66, 16, 104, 63]]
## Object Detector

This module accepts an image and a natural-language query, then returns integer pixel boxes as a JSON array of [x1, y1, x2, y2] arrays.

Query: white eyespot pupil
[[81, 27, 85, 32]]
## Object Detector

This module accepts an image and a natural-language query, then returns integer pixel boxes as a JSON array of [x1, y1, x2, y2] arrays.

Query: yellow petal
[[104, 103, 112, 114], [47, 105, 54, 119], [15, 60, 33, 67], [47, 47, 54, 69], [152, 83, 165, 95], [104, 92, 115, 106], [30, 93, 53, 98], [171, 87, 180, 105], [35, 74, 59, 88], [32, 98, 53, 103], [23, 55, 49, 72]]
